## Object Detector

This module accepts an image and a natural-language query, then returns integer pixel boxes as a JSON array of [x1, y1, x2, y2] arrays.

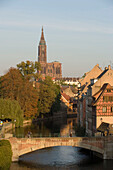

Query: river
[[9, 118, 113, 170]]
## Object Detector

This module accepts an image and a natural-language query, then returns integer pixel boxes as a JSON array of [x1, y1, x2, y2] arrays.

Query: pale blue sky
[[0, 0, 113, 77]]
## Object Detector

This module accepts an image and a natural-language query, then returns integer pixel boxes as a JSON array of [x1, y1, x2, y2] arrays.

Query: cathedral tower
[[38, 27, 47, 64], [38, 27, 62, 78]]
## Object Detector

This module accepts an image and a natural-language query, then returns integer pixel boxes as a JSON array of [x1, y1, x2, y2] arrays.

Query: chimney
[[108, 65, 111, 70]]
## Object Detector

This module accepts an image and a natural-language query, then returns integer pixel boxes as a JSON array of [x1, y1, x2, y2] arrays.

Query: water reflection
[[9, 118, 77, 138], [11, 146, 109, 170], [18, 146, 96, 168]]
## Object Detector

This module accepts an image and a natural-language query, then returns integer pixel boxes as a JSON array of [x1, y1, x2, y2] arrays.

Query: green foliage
[[51, 84, 61, 113], [0, 140, 12, 170], [0, 68, 39, 118], [75, 124, 86, 137], [0, 98, 23, 127], [38, 76, 61, 116], [17, 60, 41, 79]]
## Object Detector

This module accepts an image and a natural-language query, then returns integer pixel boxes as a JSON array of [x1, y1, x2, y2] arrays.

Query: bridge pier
[[103, 137, 113, 159]]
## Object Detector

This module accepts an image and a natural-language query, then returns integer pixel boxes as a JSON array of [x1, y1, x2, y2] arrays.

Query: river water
[[9, 118, 113, 170]]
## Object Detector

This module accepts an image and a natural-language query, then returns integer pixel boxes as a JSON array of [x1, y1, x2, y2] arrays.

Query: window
[[103, 96, 105, 102], [107, 89, 111, 92], [103, 96, 113, 102], [111, 106, 113, 112], [109, 96, 113, 102], [103, 106, 107, 113], [44, 67, 46, 74], [56, 67, 60, 74], [103, 96, 108, 102]]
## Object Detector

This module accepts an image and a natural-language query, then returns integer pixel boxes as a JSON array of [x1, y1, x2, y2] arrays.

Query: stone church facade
[[38, 27, 62, 78]]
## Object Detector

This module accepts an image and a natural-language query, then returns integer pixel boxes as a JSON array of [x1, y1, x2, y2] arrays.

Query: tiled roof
[[61, 92, 71, 101], [97, 69, 108, 79], [97, 122, 109, 132], [92, 83, 113, 106]]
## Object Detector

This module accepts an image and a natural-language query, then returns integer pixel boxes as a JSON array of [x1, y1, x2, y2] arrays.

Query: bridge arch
[[8, 136, 110, 161]]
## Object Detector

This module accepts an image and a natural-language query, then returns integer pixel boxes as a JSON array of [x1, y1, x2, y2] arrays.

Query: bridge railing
[[13, 133, 70, 138]]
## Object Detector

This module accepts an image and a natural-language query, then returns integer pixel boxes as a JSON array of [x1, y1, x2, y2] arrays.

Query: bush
[[75, 124, 86, 137], [0, 140, 12, 170]]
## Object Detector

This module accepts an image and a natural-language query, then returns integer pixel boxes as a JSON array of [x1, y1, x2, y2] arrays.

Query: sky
[[0, 0, 113, 77]]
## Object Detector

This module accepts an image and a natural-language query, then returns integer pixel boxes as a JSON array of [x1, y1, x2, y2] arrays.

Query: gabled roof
[[79, 64, 103, 98], [92, 83, 113, 106], [80, 64, 102, 86], [61, 85, 76, 96]]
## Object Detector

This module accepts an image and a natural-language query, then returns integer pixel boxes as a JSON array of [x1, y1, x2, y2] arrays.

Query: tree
[[0, 68, 39, 118], [38, 76, 61, 117], [17, 60, 41, 79], [0, 68, 23, 100], [51, 84, 61, 113], [19, 78, 38, 118], [0, 98, 23, 127]]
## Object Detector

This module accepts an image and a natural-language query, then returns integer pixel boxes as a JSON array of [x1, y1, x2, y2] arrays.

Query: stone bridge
[[9, 136, 113, 161]]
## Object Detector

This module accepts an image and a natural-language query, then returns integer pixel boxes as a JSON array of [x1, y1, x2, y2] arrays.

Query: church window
[[56, 67, 60, 74]]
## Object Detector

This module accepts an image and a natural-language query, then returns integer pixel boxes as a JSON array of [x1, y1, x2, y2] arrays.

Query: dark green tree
[[51, 84, 61, 113], [38, 76, 61, 117]]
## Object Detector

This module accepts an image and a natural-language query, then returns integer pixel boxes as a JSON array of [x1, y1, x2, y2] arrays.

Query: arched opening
[[18, 146, 103, 169]]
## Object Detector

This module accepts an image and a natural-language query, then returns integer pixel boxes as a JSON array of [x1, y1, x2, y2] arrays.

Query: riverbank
[[0, 120, 32, 138]]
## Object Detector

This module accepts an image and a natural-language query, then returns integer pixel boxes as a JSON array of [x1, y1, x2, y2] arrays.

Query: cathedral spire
[[38, 26, 47, 63], [41, 26, 44, 40]]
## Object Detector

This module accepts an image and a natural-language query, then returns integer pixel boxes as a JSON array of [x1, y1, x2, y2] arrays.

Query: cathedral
[[38, 27, 62, 79]]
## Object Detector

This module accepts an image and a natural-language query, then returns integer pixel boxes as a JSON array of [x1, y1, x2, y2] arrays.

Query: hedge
[[0, 140, 12, 170]]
